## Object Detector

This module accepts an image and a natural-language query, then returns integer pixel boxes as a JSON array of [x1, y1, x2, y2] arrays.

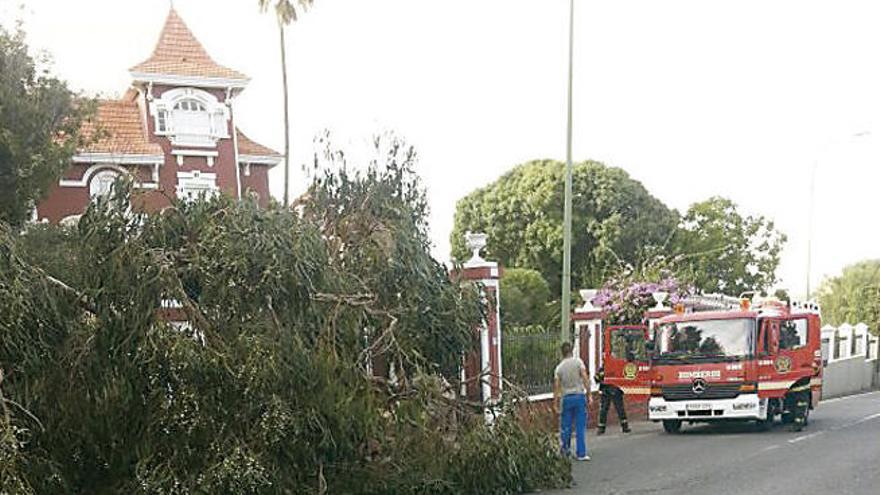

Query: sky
[[3, 0, 880, 299]]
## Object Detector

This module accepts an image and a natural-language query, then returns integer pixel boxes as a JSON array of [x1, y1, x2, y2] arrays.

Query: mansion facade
[[37, 7, 281, 223]]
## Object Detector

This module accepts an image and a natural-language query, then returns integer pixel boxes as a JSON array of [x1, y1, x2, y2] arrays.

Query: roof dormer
[[149, 87, 230, 147]]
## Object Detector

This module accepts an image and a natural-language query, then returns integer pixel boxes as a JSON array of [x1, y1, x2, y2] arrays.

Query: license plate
[[687, 403, 711, 411]]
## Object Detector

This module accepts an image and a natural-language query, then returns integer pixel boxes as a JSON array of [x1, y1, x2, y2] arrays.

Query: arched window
[[89, 169, 120, 199]]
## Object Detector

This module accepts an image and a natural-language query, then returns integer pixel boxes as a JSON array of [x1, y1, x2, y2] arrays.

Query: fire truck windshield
[[655, 318, 756, 363]]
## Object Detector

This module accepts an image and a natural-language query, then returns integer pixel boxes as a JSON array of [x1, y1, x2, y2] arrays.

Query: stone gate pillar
[[573, 289, 604, 393], [457, 232, 502, 403]]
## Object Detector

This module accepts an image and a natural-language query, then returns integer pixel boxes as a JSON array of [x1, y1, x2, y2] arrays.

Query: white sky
[[4, 0, 880, 299]]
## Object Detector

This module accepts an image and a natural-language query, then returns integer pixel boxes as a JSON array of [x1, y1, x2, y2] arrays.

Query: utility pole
[[806, 160, 817, 301], [806, 130, 870, 300], [560, 0, 575, 343]]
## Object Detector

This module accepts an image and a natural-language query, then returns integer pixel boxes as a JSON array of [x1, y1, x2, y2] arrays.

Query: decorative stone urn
[[464, 231, 488, 265], [579, 289, 598, 311], [652, 291, 669, 310]]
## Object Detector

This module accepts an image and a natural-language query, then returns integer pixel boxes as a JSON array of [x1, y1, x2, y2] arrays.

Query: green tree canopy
[[500, 268, 552, 328], [0, 25, 93, 227], [451, 163, 787, 302], [817, 259, 880, 334], [671, 197, 786, 295], [0, 137, 569, 493], [450, 160, 679, 295]]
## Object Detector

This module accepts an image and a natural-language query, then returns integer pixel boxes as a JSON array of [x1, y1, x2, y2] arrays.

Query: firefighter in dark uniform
[[786, 383, 811, 432], [595, 366, 631, 435]]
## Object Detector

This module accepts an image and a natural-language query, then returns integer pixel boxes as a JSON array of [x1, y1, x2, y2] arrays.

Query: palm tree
[[258, 0, 314, 206]]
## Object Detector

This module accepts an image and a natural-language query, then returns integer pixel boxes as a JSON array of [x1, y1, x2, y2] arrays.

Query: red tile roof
[[237, 129, 281, 157], [130, 8, 248, 81], [79, 98, 162, 156]]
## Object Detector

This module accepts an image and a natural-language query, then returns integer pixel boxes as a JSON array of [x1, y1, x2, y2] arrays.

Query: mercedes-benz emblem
[[692, 378, 707, 395]]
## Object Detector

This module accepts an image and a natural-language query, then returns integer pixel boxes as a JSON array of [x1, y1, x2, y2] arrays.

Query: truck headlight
[[732, 402, 757, 411], [649, 405, 667, 413]]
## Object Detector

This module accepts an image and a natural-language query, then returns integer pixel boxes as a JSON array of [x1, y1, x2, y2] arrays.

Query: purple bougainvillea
[[592, 272, 693, 325]]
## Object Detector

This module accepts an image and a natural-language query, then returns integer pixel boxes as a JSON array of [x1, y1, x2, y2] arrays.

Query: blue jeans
[[560, 393, 588, 458]]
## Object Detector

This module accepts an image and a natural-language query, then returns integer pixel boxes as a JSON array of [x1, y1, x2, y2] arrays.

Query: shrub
[[593, 273, 691, 325]]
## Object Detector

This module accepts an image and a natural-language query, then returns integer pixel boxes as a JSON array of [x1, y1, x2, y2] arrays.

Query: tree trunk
[[279, 19, 291, 206]]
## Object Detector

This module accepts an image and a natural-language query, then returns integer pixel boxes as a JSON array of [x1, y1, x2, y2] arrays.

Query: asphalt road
[[547, 390, 880, 495]]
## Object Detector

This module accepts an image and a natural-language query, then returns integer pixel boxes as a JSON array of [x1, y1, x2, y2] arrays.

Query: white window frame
[[156, 108, 169, 133], [149, 87, 229, 147], [60, 163, 159, 190], [176, 170, 219, 201]]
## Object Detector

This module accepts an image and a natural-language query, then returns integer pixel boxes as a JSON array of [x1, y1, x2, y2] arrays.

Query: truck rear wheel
[[662, 420, 682, 434]]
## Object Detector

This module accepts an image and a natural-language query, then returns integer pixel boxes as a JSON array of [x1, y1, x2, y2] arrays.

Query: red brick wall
[[38, 183, 90, 223], [529, 392, 648, 430], [240, 165, 271, 207], [61, 164, 88, 181]]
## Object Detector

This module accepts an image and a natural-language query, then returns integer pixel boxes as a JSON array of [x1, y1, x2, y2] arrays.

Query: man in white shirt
[[554, 341, 591, 461]]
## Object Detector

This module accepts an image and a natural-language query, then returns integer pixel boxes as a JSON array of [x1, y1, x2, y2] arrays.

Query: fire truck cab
[[644, 299, 823, 433]]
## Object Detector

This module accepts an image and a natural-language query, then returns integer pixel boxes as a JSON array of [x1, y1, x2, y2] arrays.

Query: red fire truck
[[602, 299, 823, 433]]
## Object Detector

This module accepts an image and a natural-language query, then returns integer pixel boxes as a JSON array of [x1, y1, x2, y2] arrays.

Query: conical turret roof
[[130, 8, 248, 82]]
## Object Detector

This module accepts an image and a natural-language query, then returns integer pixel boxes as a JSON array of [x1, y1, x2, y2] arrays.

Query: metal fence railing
[[503, 327, 558, 396]]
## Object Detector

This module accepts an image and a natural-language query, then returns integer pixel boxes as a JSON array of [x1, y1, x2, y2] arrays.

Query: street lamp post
[[560, 0, 575, 343]]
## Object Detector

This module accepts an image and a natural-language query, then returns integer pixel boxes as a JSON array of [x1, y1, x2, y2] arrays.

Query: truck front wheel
[[662, 420, 682, 434]]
